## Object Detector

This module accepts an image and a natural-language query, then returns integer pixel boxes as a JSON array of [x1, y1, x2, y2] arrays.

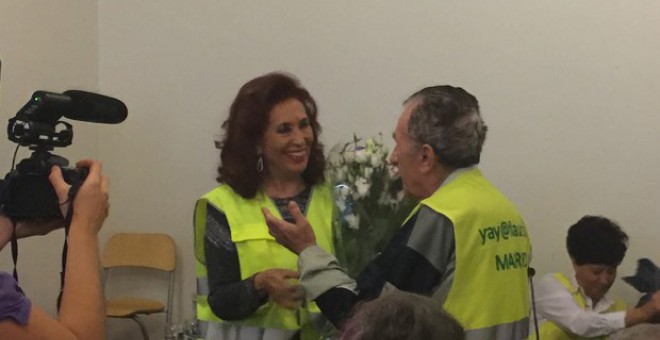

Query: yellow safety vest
[[410, 168, 531, 339], [534, 272, 626, 340], [193, 183, 334, 339]]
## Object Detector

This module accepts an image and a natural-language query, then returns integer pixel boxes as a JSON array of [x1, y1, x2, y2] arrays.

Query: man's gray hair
[[405, 85, 488, 168]]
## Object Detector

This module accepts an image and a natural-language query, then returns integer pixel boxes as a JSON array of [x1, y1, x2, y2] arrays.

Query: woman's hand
[[14, 218, 66, 238], [263, 201, 317, 254], [49, 160, 109, 235], [640, 291, 660, 322], [254, 268, 304, 309]]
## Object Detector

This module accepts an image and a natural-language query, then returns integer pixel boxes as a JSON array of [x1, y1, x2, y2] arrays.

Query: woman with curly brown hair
[[193, 72, 334, 340]]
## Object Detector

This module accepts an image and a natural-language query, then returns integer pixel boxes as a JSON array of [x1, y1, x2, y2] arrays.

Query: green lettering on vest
[[501, 221, 510, 240], [507, 253, 515, 268], [496, 254, 508, 271], [495, 252, 528, 271], [479, 222, 528, 246], [479, 228, 488, 245], [487, 228, 496, 242]]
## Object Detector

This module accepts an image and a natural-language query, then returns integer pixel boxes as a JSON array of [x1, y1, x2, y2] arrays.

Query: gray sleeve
[[298, 246, 358, 300], [406, 206, 456, 302], [298, 206, 456, 302]]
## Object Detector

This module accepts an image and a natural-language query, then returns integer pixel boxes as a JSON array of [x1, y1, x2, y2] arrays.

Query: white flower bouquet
[[326, 134, 416, 277]]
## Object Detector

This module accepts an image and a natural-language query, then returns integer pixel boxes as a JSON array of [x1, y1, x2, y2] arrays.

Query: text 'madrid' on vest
[[414, 167, 532, 340]]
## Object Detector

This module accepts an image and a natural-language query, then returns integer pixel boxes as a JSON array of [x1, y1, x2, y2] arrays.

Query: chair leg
[[131, 316, 150, 340]]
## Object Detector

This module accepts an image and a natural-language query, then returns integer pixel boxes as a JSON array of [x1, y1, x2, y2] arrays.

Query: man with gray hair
[[264, 85, 532, 340]]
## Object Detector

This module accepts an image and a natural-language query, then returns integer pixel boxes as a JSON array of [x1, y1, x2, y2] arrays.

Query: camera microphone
[[63, 90, 128, 124]]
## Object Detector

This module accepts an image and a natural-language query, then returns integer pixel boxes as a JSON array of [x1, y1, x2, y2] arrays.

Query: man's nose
[[389, 151, 397, 165]]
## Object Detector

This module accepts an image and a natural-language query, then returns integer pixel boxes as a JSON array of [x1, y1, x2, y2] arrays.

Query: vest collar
[[439, 166, 478, 190]]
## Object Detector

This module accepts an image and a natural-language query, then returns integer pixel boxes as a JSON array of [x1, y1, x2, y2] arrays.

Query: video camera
[[0, 90, 127, 219]]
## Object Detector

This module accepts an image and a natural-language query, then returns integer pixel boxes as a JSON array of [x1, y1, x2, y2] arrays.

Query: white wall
[[97, 1, 660, 333], [0, 0, 99, 318], [2, 1, 660, 339]]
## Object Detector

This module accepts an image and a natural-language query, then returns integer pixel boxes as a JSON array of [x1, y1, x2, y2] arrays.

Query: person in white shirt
[[533, 215, 660, 339]]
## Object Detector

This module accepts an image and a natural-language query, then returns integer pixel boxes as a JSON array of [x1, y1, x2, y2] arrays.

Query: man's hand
[[262, 201, 317, 255], [254, 269, 304, 309]]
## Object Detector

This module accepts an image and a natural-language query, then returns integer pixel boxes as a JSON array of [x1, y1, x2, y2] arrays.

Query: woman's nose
[[600, 273, 614, 285], [291, 128, 305, 144]]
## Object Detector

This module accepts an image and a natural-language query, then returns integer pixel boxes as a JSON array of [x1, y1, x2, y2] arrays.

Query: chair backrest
[[102, 232, 176, 272]]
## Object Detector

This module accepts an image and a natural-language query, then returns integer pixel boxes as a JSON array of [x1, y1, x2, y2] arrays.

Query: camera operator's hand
[[49, 159, 109, 235], [14, 218, 66, 239], [0, 213, 64, 251], [1, 160, 109, 339], [48, 166, 72, 218], [0, 216, 66, 252]]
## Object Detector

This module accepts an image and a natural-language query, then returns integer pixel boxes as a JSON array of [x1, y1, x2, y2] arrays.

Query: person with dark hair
[[0, 160, 110, 339], [534, 215, 660, 339], [193, 72, 333, 339], [339, 290, 465, 340], [265, 85, 532, 339]]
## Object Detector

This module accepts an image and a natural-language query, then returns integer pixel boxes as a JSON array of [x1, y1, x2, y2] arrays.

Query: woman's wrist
[[66, 223, 99, 242], [253, 272, 268, 297], [250, 273, 270, 304], [69, 213, 102, 235], [0, 214, 13, 250]]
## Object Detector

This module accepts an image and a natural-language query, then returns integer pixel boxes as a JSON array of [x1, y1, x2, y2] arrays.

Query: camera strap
[[8, 219, 24, 295], [57, 183, 80, 310], [10, 219, 19, 282]]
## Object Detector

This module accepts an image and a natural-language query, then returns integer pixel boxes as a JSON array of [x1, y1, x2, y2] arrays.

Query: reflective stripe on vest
[[193, 183, 333, 338], [533, 272, 627, 340], [198, 321, 295, 340], [418, 168, 531, 338], [465, 317, 530, 340]]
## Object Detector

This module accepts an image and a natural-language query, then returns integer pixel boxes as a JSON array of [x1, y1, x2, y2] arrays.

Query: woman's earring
[[256, 155, 264, 173]]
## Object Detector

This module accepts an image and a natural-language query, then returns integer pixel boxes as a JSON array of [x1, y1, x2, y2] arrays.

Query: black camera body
[[1, 90, 126, 219], [1, 151, 88, 219]]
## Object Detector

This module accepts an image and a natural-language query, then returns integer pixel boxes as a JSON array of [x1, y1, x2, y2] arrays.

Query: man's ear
[[419, 144, 438, 173]]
